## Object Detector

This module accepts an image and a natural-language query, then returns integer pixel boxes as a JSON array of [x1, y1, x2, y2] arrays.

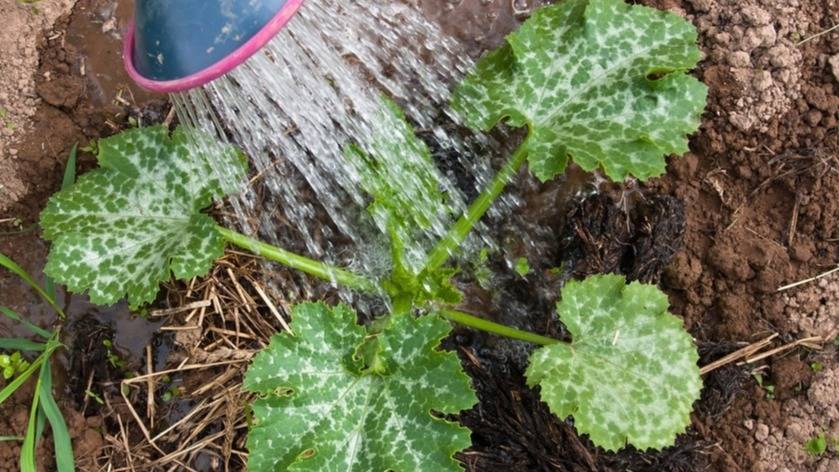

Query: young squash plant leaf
[[452, 0, 707, 182], [40, 126, 247, 308], [244, 303, 476, 472], [526, 274, 701, 451], [346, 98, 462, 307], [345, 98, 454, 251]]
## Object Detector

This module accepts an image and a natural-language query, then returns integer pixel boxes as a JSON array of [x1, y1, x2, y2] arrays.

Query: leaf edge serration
[[524, 274, 702, 452], [244, 302, 477, 471]]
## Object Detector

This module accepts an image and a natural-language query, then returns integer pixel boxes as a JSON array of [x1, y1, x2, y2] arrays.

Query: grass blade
[[62, 144, 78, 190], [43, 277, 57, 308], [0, 253, 65, 318], [0, 338, 45, 351], [35, 406, 46, 448], [0, 307, 52, 339], [0, 436, 23, 442], [19, 372, 42, 472], [39, 362, 75, 472]]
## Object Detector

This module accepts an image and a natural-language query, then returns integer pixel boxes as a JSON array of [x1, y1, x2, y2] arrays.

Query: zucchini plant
[[38, 0, 707, 470]]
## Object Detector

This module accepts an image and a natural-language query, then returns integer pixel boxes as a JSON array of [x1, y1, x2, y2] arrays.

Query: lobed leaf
[[526, 274, 701, 451], [244, 303, 476, 471], [345, 98, 455, 272], [39, 126, 247, 308], [346, 99, 452, 238], [452, 0, 707, 182]]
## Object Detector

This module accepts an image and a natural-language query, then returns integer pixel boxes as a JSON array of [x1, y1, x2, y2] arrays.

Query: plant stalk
[[438, 309, 559, 346], [422, 141, 529, 274], [216, 226, 381, 294]]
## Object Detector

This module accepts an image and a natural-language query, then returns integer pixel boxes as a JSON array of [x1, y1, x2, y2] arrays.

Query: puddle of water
[[0, 231, 161, 365]]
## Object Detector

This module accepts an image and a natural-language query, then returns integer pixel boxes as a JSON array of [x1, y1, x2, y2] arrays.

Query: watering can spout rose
[[123, 0, 306, 93]]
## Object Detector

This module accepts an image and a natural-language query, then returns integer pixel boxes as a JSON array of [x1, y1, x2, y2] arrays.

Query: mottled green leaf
[[244, 303, 476, 471], [345, 98, 454, 270], [526, 274, 701, 451], [40, 126, 246, 308], [453, 0, 707, 181]]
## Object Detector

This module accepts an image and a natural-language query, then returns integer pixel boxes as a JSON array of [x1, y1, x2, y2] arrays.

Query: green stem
[[216, 226, 381, 294], [438, 309, 560, 346], [422, 141, 529, 274]]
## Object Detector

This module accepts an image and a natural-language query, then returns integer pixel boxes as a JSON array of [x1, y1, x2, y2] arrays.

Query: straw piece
[[700, 334, 777, 375], [150, 300, 212, 317], [741, 336, 825, 365], [777, 265, 839, 292], [251, 281, 292, 333]]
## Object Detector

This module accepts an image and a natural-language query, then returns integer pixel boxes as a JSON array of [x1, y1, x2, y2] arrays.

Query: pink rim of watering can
[[123, 0, 306, 93]]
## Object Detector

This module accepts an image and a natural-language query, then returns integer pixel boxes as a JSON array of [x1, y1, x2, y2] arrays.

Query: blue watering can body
[[125, 0, 304, 93]]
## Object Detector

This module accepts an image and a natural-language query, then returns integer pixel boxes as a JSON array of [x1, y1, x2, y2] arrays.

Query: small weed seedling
[[804, 433, 839, 457], [752, 372, 776, 400], [513, 257, 531, 278], [39, 1, 707, 470]]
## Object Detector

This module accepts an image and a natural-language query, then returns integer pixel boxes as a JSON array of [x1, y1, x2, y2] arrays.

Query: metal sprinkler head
[[124, 0, 305, 93]]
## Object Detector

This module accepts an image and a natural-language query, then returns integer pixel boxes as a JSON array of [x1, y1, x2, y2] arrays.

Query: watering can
[[124, 0, 305, 93]]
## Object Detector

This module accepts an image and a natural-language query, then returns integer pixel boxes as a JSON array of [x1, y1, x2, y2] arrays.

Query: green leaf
[[345, 98, 454, 270], [0, 338, 60, 405], [39, 126, 247, 308], [805, 433, 828, 456], [61, 144, 78, 191], [38, 362, 75, 472], [526, 274, 701, 451], [0, 339, 45, 352], [452, 0, 707, 182], [514, 257, 531, 277], [244, 303, 476, 471], [20, 369, 42, 472]]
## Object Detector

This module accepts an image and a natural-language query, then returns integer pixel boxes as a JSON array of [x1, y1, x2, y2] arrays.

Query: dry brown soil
[[646, 0, 839, 470]]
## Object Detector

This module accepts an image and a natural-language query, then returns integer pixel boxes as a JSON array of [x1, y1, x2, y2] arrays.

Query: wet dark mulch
[[450, 191, 715, 471]]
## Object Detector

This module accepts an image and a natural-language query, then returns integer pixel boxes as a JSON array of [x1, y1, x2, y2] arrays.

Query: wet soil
[[1, 0, 838, 471], [0, 0, 165, 468]]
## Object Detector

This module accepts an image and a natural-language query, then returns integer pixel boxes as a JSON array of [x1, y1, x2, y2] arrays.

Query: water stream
[[172, 0, 514, 294]]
